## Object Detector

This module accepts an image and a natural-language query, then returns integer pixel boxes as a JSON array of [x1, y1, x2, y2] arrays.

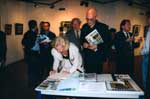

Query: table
[[35, 74, 144, 99]]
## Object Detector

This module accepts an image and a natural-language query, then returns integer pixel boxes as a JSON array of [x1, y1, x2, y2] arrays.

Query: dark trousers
[[83, 49, 103, 74], [116, 55, 134, 77], [26, 51, 42, 87], [40, 52, 53, 80], [145, 52, 150, 98]]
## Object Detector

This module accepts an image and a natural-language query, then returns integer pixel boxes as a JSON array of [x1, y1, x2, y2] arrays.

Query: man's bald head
[[86, 8, 97, 18], [86, 8, 97, 27]]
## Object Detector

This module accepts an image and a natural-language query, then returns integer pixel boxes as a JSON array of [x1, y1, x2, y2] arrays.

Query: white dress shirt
[[141, 27, 150, 55]]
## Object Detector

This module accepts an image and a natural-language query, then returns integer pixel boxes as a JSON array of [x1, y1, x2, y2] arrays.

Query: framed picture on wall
[[59, 21, 71, 36], [5, 24, 12, 35], [15, 23, 23, 35], [132, 25, 141, 36]]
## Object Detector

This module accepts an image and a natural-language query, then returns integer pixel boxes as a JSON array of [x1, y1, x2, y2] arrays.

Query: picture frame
[[132, 25, 141, 36], [5, 24, 12, 35], [59, 21, 71, 35], [15, 23, 23, 35]]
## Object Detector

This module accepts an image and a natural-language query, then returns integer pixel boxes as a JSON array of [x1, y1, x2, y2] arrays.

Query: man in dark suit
[[115, 19, 142, 76], [39, 22, 56, 78], [22, 20, 41, 87], [0, 31, 7, 70], [80, 8, 110, 74], [66, 18, 82, 50]]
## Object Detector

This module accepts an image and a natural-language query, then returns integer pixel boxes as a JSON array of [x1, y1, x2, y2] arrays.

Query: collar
[[74, 29, 80, 33]]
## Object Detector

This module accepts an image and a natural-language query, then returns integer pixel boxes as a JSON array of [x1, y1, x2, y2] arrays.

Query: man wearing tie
[[115, 19, 142, 76], [66, 18, 82, 51]]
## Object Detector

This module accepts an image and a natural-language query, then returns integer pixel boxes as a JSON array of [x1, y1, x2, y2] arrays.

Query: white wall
[[0, 0, 146, 65]]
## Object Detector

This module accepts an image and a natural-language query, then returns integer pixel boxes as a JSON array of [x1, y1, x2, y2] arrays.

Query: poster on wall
[[132, 25, 141, 36], [5, 24, 12, 35], [15, 23, 23, 35], [59, 21, 71, 36]]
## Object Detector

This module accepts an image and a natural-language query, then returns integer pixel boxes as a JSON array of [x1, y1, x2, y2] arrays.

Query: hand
[[83, 42, 89, 48], [49, 70, 57, 75], [61, 71, 70, 74], [126, 37, 134, 42], [88, 44, 97, 51], [137, 37, 142, 43]]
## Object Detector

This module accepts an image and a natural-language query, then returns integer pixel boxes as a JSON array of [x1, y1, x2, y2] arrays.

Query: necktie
[[126, 32, 130, 38], [126, 32, 132, 47], [76, 30, 80, 39], [57, 61, 63, 73]]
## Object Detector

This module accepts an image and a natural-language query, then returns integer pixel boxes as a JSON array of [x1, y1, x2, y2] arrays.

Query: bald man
[[80, 8, 110, 74]]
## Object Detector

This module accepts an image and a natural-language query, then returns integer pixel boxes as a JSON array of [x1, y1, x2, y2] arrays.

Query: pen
[[59, 88, 75, 91]]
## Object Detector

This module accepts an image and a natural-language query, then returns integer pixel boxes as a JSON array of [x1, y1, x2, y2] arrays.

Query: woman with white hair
[[49, 36, 83, 75]]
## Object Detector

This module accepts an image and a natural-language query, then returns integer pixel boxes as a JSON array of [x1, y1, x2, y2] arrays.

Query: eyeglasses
[[86, 18, 94, 21]]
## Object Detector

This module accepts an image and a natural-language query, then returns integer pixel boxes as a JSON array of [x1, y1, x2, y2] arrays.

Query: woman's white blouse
[[51, 43, 83, 73]]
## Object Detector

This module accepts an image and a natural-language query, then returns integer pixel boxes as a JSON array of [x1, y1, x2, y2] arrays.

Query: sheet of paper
[[97, 74, 113, 82], [57, 78, 80, 91], [78, 82, 106, 92]]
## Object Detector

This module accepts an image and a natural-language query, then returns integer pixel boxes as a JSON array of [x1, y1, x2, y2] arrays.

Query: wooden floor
[[0, 60, 148, 99]]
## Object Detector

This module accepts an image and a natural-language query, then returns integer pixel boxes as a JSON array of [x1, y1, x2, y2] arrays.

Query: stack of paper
[[78, 82, 106, 92]]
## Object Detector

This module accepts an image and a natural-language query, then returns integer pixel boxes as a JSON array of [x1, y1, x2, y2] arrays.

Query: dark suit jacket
[[115, 31, 140, 74], [22, 30, 38, 62], [0, 31, 7, 62], [39, 31, 56, 65], [80, 20, 110, 73], [66, 29, 81, 50]]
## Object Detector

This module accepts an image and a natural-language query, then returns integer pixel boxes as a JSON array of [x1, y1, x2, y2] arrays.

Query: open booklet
[[106, 75, 135, 91], [39, 34, 51, 43], [36, 73, 79, 91], [85, 29, 103, 45]]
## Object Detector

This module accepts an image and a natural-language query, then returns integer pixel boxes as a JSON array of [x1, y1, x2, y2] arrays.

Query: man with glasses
[[80, 8, 110, 74]]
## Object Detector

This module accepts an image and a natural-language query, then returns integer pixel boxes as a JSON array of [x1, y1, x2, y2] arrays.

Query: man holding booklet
[[80, 8, 110, 74]]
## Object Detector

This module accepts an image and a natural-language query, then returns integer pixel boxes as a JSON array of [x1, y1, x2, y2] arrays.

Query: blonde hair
[[51, 36, 70, 51]]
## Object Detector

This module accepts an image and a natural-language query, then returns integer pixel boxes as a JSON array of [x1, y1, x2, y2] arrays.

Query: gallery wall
[[0, 0, 146, 65]]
